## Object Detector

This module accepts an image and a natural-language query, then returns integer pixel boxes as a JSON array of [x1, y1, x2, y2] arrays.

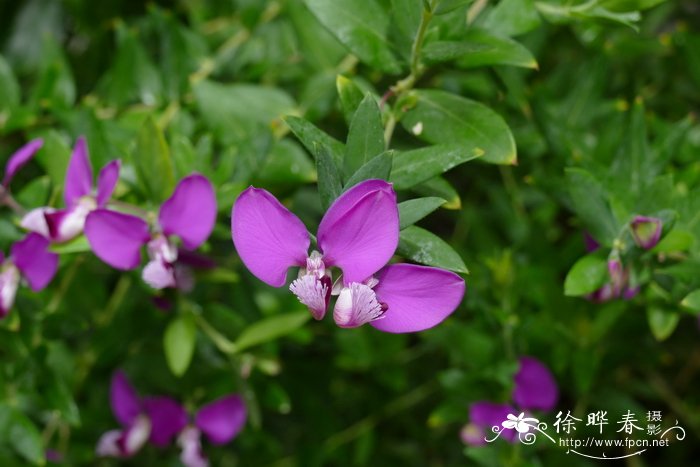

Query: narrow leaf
[[133, 117, 176, 202], [336, 75, 366, 124], [391, 144, 483, 189], [304, 0, 402, 73], [284, 116, 345, 167], [398, 226, 468, 273], [647, 307, 679, 342], [316, 143, 343, 210], [164, 315, 197, 377], [344, 94, 385, 176], [681, 289, 700, 315], [399, 197, 446, 229], [344, 151, 393, 189], [400, 90, 516, 164], [234, 311, 311, 353], [564, 254, 608, 297]]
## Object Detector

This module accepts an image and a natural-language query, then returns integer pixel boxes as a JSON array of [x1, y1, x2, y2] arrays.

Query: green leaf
[[565, 168, 619, 245], [16, 176, 50, 208], [399, 197, 446, 229], [257, 139, 316, 185], [391, 144, 483, 189], [0, 406, 45, 465], [316, 143, 343, 210], [434, 0, 473, 15], [336, 75, 366, 124], [480, 0, 542, 36], [423, 31, 538, 69], [400, 90, 516, 164], [412, 176, 461, 209], [49, 235, 92, 254], [164, 315, 197, 377], [398, 226, 468, 273], [652, 230, 695, 253], [535, 1, 641, 29], [234, 311, 311, 353], [681, 290, 700, 315], [344, 94, 385, 176], [0, 55, 20, 111], [33, 130, 71, 187], [344, 151, 393, 189], [564, 254, 608, 296], [647, 307, 679, 342], [133, 117, 176, 202], [304, 0, 402, 74], [284, 116, 345, 168]]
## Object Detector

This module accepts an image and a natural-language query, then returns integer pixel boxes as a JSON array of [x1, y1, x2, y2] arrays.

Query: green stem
[[193, 312, 237, 355], [384, 5, 434, 145], [0, 185, 26, 216]]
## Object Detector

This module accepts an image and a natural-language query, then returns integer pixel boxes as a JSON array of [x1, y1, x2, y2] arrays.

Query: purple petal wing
[[64, 137, 94, 207], [11, 233, 58, 291], [231, 186, 309, 287], [469, 402, 517, 443], [512, 356, 559, 411], [317, 180, 398, 284], [142, 396, 188, 447], [96, 160, 121, 207], [159, 174, 217, 250], [3, 138, 43, 186], [84, 209, 150, 270], [370, 264, 465, 333], [195, 394, 247, 445], [110, 371, 141, 427]]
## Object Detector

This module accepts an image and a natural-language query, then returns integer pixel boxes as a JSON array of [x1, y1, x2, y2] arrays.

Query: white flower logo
[[502, 412, 539, 433]]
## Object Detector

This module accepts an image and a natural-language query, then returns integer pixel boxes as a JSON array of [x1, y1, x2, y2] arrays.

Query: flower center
[[289, 251, 332, 320], [333, 280, 387, 328], [143, 235, 178, 289]]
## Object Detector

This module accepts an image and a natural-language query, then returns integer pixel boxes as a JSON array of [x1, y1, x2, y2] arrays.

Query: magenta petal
[[195, 394, 247, 445], [64, 137, 94, 206], [469, 402, 517, 443], [84, 210, 150, 270], [318, 180, 398, 284], [2, 138, 43, 186], [142, 397, 188, 447], [96, 160, 121, 207], [512, 356, 559, 412], [232, 187, 310, 287], [110, 371, 141, 427], [370, 264, 465, 333], [11, 233, 58, 291], [158, 174, 216, 250]]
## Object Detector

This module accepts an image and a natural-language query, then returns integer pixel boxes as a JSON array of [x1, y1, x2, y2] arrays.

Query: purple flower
[[178, 395, 247, 467], [461, 402, 516, 446], [2, 138, 44, 187], [97, 371, 188, 458], [84, 174, 216, 289], [21, 137, 120, 243], [0, 233, 58, 318], [586, 258, 638, 303], [630, 215, 662, 250], [512, 356, 559, 411], [462, 356, 558, 446], [231, 180, 465, 332]]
